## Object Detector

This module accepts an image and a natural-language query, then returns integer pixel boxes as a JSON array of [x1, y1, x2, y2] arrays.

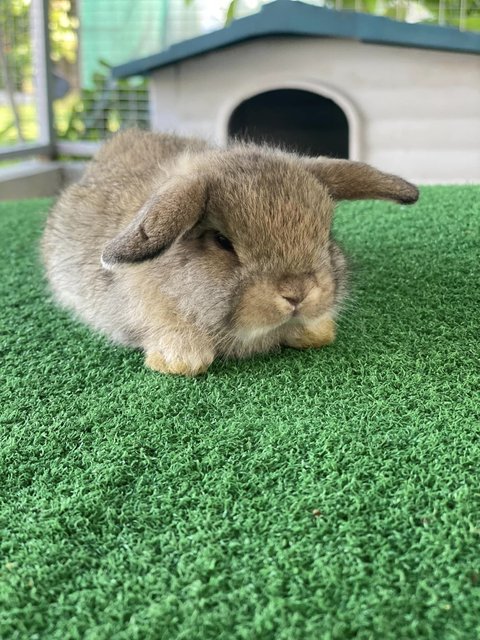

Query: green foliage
[[49, 0, 78, 64], [0, 0, 78, 88], [0, 0, 32, 91], [223, 0, 480, 30], [226, 0, 239, 25], [0, 103, 37, 144], [57, 62, 149, 141]]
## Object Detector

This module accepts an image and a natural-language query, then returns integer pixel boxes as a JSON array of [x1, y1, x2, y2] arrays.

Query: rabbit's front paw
[[145, 348, 214, 376], [283, 315, 336, 349]]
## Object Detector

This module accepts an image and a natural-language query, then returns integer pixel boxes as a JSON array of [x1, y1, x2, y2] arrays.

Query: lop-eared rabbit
[[42, 129, 418, 375]]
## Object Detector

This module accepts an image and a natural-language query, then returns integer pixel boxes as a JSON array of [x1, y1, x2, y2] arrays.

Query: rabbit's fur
[[42, 129, 418, 375]]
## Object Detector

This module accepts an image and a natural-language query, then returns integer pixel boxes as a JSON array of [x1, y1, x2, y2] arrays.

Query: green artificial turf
[[0, 187, 479, 640]]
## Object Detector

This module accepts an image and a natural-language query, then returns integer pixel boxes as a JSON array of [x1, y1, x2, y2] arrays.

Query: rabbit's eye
[[214, 232, 235, 254]]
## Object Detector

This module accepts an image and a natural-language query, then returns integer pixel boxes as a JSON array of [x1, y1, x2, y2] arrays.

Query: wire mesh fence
[[330, 0, 478, 29], [1, 0, 479, 159], [0, 0, 40, 148]]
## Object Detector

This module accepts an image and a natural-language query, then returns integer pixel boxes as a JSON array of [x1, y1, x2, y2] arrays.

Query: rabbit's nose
[[282, 295, 303, 309], [279, 275, 315, 310]]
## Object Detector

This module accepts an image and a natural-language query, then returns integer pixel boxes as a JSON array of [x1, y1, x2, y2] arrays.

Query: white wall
[[149, 37, 480, 183]]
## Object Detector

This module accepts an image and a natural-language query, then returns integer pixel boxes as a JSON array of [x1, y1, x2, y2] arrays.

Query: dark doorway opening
[[228, 89, 349, 158]]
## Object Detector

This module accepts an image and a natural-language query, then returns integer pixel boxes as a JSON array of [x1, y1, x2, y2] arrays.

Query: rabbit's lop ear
[[101, 176, 206, 268], [304, 158, 419, 204]]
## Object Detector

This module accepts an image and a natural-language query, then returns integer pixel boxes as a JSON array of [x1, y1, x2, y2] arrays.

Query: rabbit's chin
[[231, 312, 318, 345], [234, 324, 282, 343], [224, 310, 336, 359]]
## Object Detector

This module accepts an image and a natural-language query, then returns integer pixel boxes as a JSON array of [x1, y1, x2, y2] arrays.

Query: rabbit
[[42, 129, 419, 376]]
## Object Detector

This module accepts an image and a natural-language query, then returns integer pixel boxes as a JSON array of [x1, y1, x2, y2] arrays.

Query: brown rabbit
[[42, 129, 418, 375]]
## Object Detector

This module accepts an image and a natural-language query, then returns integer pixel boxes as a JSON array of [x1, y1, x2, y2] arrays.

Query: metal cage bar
[[32, 0, 55, 154]]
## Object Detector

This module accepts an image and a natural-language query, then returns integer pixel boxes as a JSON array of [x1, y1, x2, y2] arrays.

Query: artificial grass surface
[[0, 187, 479, 640]]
